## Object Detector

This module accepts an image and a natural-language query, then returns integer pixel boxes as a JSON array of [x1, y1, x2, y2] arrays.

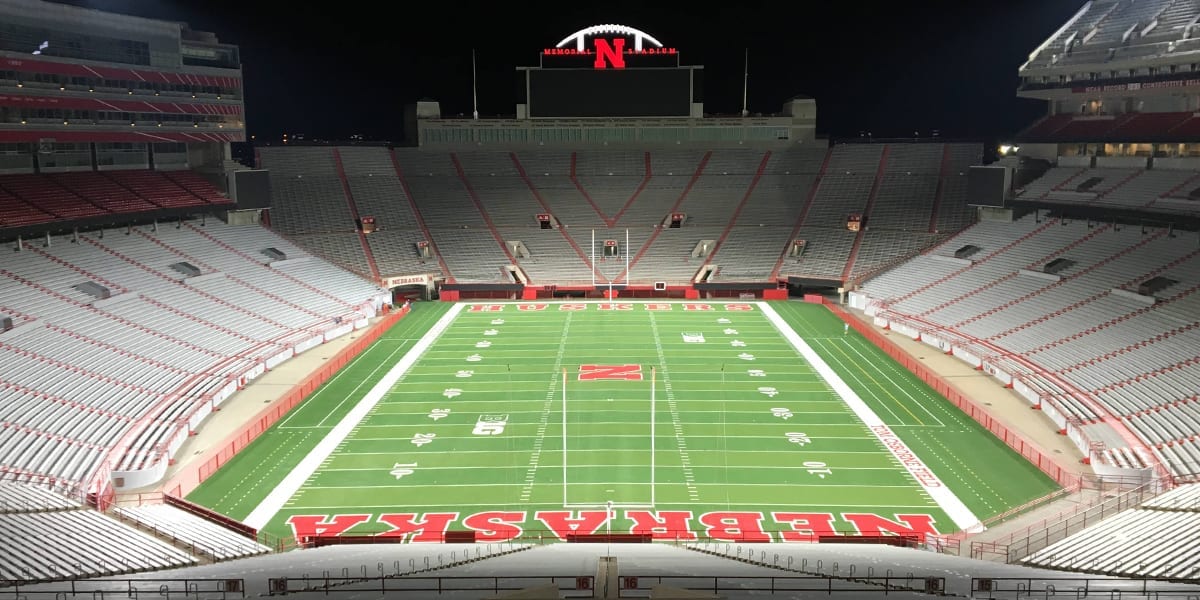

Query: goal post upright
[[650, 365, 656, 507], [562, 366, 568, 507]]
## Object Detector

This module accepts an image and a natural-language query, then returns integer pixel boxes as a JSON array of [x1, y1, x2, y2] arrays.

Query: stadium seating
[[0, 483, 196, 581], [858, 211, 1200, 479], [1017, 165, 1200, 216], [1021, 483, 1200, 579], [258, 144, 975, 286], [113, 503, 271, 562], [0, 219, 386, 492], [1021, 0, 1192, 73], [0, 171, 230, 229]]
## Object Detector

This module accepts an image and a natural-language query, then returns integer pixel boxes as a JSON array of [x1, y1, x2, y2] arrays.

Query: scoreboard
[[519, 24, 702, 119]]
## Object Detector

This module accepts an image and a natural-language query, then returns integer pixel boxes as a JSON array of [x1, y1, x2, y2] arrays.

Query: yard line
[[648, 311, 698, 503], [523, 312, 573, 503], [815, 337, 933, 426], [839, 338, 947, 426], [808, 338, 906, 425], [758, 302, 982, 533], [241, 302, 466, 530], [276, 340, 409, 429]]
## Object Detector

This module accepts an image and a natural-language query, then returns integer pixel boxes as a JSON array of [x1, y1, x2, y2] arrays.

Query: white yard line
[[758, 302, 983, 533], [648, 311, 698, 503], [522, 313, 572, 503], [242, 302, 466, 530]]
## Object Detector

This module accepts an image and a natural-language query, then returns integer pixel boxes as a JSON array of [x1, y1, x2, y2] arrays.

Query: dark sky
[[53, 0, 1085, 145]]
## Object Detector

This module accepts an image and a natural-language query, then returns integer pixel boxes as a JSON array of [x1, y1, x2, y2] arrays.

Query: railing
[[970, 477, 1171, 563], [266, 575, 593, 597], [821, 301, 1081, 487], [0, 578, 245, 598], [968, 577, 1200, 599], [161, 305, 409, 502]]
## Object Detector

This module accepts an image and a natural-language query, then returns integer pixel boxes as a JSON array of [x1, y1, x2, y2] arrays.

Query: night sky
[[52, 0, 1085, 145]]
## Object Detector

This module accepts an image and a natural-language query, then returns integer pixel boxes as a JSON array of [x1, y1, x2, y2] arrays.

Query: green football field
[[187, 300, 1058, 543]]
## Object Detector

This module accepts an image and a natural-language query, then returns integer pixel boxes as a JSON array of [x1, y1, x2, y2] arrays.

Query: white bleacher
[[259, 146, 352, 237], [468, 176, 543, 228], [965, 225, 1185, 341], [627, 226, 723, 283], [734, 173, 816, 226], [848, 230, 943, 282], [1022, 503, 1200, 580], [114, 503, 270, 562], [861, 213, 1047, 302], [605, 176, 685, 227], [0, 508, 197, 581], [677, 174, 757, 226], [179, 223, 378, 310], [648, 149, 709, 176], [501, 227, 595, 284], [1018, 167, 1088, 199], [708, 227, 796, 281], [366, 229, 442, 277], [334, 146, 394, 176], [403, 175, 486, 228], [857, 211, 1200, 478], [427, 228, 512, 282], [884, 221, 1082, 319], [916, 221, 1125, 325], [280, 232, 372, 277], [0, 481, 81, 512], [778, 226, 857, 281], [531, 176, 607, 228], [453, 151, 517, 177], [803, 173, 877, 228], [869, 173, 938, 231], [0, 218, 384, 490]]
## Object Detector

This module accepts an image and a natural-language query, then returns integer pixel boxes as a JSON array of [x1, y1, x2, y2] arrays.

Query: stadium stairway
[[1039, 167, 1090, 200], [388, 151, 454, 281], [331, 149, 381, 283], [449, 153, 520, 269], [703, 151, 772, 267], [129, 229, 329, 324], [1091, 169, 1146, 204], [885, 216, 1061, 306], [77, 235, 297, 335], [840, 145, 890, 282], [508, 152, 602, 282], [1025, 280, 1200, 355], [989, 246, 1200, 341], [616, 151, 711, 283], [926, 144, 951, 233], [769, 148, 831, 281], [952, 228, 1165, 329], [183, 223, 358, 312]]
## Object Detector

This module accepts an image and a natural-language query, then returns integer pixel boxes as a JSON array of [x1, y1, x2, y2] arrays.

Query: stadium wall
[[812, 297, 1079, 487], [160, 304, 411, 500]]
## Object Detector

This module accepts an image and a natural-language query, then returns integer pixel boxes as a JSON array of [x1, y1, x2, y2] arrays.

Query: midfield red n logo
[[578, 364, 642, 381]]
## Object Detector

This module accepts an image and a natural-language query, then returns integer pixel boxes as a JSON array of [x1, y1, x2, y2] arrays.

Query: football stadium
[[0, 0, 1199, 597]]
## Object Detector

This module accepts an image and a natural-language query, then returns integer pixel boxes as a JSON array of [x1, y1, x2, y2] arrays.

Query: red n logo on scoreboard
[[579, 364, 642, 381], [593, 38, 626, 69]]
